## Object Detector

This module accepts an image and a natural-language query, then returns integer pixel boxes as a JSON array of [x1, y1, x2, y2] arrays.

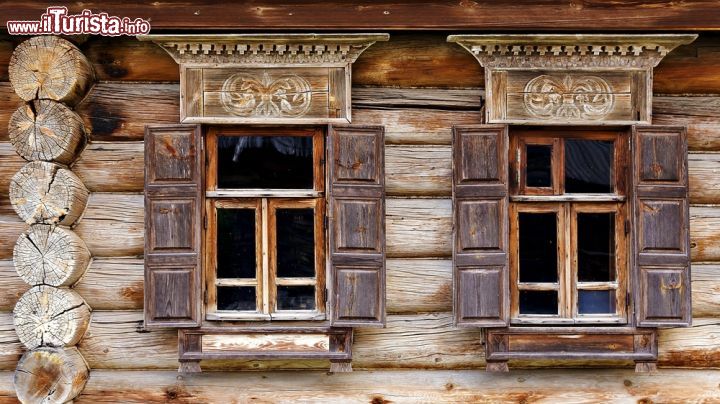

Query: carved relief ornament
[[138, 34, 389, 124], [448, 34, 697, 125]]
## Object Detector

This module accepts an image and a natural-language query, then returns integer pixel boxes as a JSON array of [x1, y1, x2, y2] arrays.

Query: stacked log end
[[7, 35, 94, 404]]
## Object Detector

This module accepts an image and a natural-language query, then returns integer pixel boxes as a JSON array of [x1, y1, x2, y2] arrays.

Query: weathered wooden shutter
[[452, 125, 509, 327], [328, 125, 386, 327], [632, 126, 691, 327], [144, 125, 203, 328]]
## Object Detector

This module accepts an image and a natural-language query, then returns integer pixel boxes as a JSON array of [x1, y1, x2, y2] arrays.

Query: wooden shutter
[[328, 125, 385, 327], [632, 126, 691, 327], [144, 125, 203, 328], [452, 125, 509, 327]]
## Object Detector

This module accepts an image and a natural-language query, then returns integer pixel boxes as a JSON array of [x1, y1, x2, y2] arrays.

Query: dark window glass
[[577, 212, 616, 282], [519, 290, 558, 315], [276, 208, 315, 278], [578, 290, 616, 314], [526, 144, 553, 188], [519, 212, 558, 283], [565, 139, 614, 193], [217, 286, 256, 311], [217, 136, 313, 189], [217, 209, 256, 279], [277, 286, 315, 310]]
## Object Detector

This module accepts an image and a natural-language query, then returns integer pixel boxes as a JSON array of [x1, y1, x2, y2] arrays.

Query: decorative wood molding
[[138, 34, 389, 66], [138, 34, 388, 124], [448, 34, 697, 125], [178, 327, 353, 373], [485, 327, 658, 372]]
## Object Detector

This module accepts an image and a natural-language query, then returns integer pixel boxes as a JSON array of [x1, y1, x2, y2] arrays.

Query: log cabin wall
[[0, 32, 719, 401]]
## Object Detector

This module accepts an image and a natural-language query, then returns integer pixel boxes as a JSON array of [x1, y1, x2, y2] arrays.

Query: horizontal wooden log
[[2, 195, 720, 261], [2, 85, 717, 148], [8, 143, 720, 202], [0, 258, 715, 317], [0, 257, 143, 312], [4, 2, 720, 31], [14, 347, 88, 404], [2, 368, 720, 403], [0, 311, 716, 371]]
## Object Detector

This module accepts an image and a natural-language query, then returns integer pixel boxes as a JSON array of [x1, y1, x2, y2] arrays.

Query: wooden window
[[205, 127, 326, 321], [509, 129, 628, 324]]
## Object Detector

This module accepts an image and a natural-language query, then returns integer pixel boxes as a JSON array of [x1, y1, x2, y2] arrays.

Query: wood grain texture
[[3, 1, 720, 30], [0, 257, 144, 312], [8, 36, 94, 106], [0, 311, 715, 371], [13, 224, 90, 287], [3, 196, 720, 262], [8, 100, 87, 164], [2, 369, 720, 403], [0, 259, 715, 317], [13, 347, 88, 404], [13, 285, 91, 349], [1, 86, 716, 147], [3, 143, 718, 204], [9, 161, 89, 226]]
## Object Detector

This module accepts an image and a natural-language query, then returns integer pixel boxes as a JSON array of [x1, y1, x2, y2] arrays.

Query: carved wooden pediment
[[138, 34, 389, 124], [448, 34, 697, 125]]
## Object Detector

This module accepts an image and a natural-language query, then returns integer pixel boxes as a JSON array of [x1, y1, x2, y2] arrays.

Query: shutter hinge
[[515, 148, 521, 186], [324, 287, 329, 303], [625, 219, 630, 235], [204, 215, 208, 229], [324, 216, 328, 231], [203, 289, 208, 305]]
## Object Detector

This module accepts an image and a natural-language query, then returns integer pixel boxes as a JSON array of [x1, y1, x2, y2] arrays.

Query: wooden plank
[[689, 153, 720, 204], [3, 2, 720, 30], [386, 198, 452, 258], [2, 369, 720, 403], [689, 207, 720, 263], [655, 34, 720, 94], [692, 264, 720, 318], [387, 258, 451, 314], [73, 193, 145, 258]]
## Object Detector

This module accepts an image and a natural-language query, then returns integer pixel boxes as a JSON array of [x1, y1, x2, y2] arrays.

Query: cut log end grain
[[14, 347, 89, 404], [13, 224, 91, 287], [9, 161, 89, 226], [8, 100, 87, 164], [8, 36, 94, 106], [13, 285, 91, 350]]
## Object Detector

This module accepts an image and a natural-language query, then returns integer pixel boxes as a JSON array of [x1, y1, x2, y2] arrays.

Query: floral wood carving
[[221, 72, 312, 117], [523, 74, 615, 120]]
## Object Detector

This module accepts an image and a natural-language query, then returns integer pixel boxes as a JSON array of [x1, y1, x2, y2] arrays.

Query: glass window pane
[[526, 144, 553, 188], [519, 212, 558, 283], [565, 139, 614, 193], [217, 286, 256, 311], [577, 212, 616, 282], [277, 286, 315, 310], [578, 290, 616, 314], [217, 136, 314, 189], [217, 208, 256, 279], [276, 208, 315, 278], [519, 290, 558, 315]]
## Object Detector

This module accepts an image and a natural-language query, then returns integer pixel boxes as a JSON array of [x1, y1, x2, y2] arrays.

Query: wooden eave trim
[[137, 33, 389, 65]]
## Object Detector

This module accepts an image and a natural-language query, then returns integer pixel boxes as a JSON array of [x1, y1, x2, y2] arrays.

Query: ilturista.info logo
[[7, 7, 151, 35]]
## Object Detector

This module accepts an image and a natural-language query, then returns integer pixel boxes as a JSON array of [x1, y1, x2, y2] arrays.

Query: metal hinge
[[204, 215, 208, 229], [625, 219, 630, 235], [515, 147, 521, 186], [324, 216, 329, 231], [324, 288, 329, 303], [203, 289, 208, 305]]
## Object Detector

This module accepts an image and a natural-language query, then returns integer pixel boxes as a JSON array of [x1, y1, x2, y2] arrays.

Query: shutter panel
[[144, 125, 202, 328], [328, 125, 385, 327], [452, 125, 509, 327], [632, 126, 691, 327]]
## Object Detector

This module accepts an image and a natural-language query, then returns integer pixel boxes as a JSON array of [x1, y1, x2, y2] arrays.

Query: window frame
[[204, 126, 327, 322], [509, 128, 629, 325]]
